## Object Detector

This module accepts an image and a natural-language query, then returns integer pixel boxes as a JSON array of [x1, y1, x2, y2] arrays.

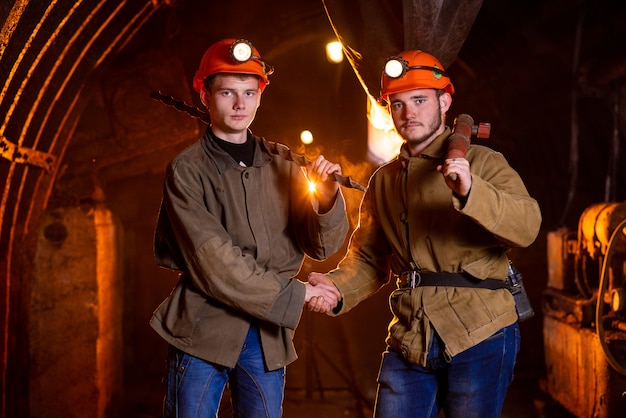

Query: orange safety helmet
[[379, 50, 454, 103], [193, 38, 273, 94]]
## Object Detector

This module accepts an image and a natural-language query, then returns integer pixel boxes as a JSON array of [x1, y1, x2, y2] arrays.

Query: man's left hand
[[438, 157, 471, 198], [307, 155, 341, 213]]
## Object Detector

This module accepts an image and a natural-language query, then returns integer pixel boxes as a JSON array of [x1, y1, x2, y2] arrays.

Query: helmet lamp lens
[[384, 57, 406, 79], [231, 40, 253, 63]]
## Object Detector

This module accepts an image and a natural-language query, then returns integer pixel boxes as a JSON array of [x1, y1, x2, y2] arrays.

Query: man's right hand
[[304, 273, 341, 313]]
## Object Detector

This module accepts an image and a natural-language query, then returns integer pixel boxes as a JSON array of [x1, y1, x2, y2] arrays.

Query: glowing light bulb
[[300, 130, 313, 145], [326, 41, 343, 63]]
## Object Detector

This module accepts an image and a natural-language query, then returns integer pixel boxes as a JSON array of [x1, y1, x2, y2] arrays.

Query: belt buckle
[[409, 270, 422, 288]]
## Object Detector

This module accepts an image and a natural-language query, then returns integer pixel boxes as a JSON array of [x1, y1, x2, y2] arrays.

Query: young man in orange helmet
[[308, 49, 542, 417], [150, 38, 349, 418]]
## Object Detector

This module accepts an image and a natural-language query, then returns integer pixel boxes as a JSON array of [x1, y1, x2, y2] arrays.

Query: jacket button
[[244, 172, 249, 179]]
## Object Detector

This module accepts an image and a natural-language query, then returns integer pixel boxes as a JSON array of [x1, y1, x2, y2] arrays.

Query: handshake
[[304, 272, 341, 314]]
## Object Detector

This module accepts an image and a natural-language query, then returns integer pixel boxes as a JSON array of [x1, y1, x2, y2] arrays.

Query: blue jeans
[[374, 323, 520, 418], [164, 324, 285, 418]]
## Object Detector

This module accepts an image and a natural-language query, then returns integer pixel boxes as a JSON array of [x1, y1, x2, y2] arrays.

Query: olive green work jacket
[[328, 127, 542, 366], [150, 131, 349, 371]]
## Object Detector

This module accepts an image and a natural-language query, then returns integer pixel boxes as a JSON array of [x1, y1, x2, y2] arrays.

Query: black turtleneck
[[211, 131, 255, 167]]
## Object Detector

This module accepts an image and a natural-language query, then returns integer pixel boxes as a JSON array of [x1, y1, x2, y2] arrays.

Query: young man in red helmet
[[150, 38, 349, 418], [308, 49, 542, 417]]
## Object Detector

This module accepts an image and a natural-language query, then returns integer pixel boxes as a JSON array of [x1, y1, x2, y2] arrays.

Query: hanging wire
[[605, 81, 620, 202], [595, 218, 626, 375], [559, 8, 586, 226]]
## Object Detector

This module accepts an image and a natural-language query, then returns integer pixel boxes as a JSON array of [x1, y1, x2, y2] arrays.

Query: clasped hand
[[304, 272, 341, 313]]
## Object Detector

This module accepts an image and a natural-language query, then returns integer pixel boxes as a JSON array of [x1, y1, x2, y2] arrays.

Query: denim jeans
[[164, 323, 285, 418], [374, 323, 520, 418]]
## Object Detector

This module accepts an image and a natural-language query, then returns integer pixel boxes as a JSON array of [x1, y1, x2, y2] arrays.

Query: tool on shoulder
[[150, 90, 211, 124], [150, 90, 366, 192], [446, 114, 491, 181]]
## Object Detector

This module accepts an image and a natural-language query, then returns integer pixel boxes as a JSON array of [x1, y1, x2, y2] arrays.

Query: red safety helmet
[[380, 50, 454, 103], [193, 38, 273, 94]]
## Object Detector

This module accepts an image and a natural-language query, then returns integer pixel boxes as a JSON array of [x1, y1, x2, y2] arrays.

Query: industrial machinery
[[544, 201, 626, 417]]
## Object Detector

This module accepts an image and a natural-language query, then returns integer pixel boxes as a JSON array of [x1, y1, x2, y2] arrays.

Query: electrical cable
[[595, 217, 626, 376]]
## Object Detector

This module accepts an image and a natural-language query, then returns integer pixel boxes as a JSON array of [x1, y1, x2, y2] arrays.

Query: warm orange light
[[367, 95, 403, 163], [326, 41, 343, 63], [300, 130, 313, 145], [308, 180, 317, 193]]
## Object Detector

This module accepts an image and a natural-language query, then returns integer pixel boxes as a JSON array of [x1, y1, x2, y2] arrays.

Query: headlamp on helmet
[[230, 39, 254, 62], [383, 55, 449, 80], [229, 39, 274, 76]]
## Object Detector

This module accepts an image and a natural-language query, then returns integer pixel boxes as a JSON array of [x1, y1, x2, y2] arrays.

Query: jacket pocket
[[388, 289, 428, 364], [160, 279, 212, 343], [447, 287, 512, 333]]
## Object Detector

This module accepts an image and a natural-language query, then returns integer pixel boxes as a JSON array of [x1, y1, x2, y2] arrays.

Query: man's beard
[[403, 111, 443, 146]]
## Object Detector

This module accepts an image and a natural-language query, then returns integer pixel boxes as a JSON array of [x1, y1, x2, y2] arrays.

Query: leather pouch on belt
[[506, 263, 534, 322]]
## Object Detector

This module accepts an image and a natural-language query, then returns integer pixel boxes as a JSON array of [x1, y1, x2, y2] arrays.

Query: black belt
[[396, 271, 507, 290]]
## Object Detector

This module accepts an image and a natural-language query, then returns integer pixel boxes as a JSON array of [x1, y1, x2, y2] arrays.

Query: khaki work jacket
[[329, 127, 541, 366]]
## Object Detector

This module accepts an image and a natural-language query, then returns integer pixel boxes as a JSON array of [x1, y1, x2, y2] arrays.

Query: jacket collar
[[399, 126, 451, 161], [201, 128, 272, 174]]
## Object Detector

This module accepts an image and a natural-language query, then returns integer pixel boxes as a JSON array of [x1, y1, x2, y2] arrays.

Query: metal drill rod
[[260, 139, 366, 191], [150, 90, 211, 124], [150, 90, 366, 192]]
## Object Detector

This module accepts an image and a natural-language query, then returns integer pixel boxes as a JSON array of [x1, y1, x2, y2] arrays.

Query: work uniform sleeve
[[290, 167, 349, 261], [327, 179, 393, 314], [456, 150, 542, 248]]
